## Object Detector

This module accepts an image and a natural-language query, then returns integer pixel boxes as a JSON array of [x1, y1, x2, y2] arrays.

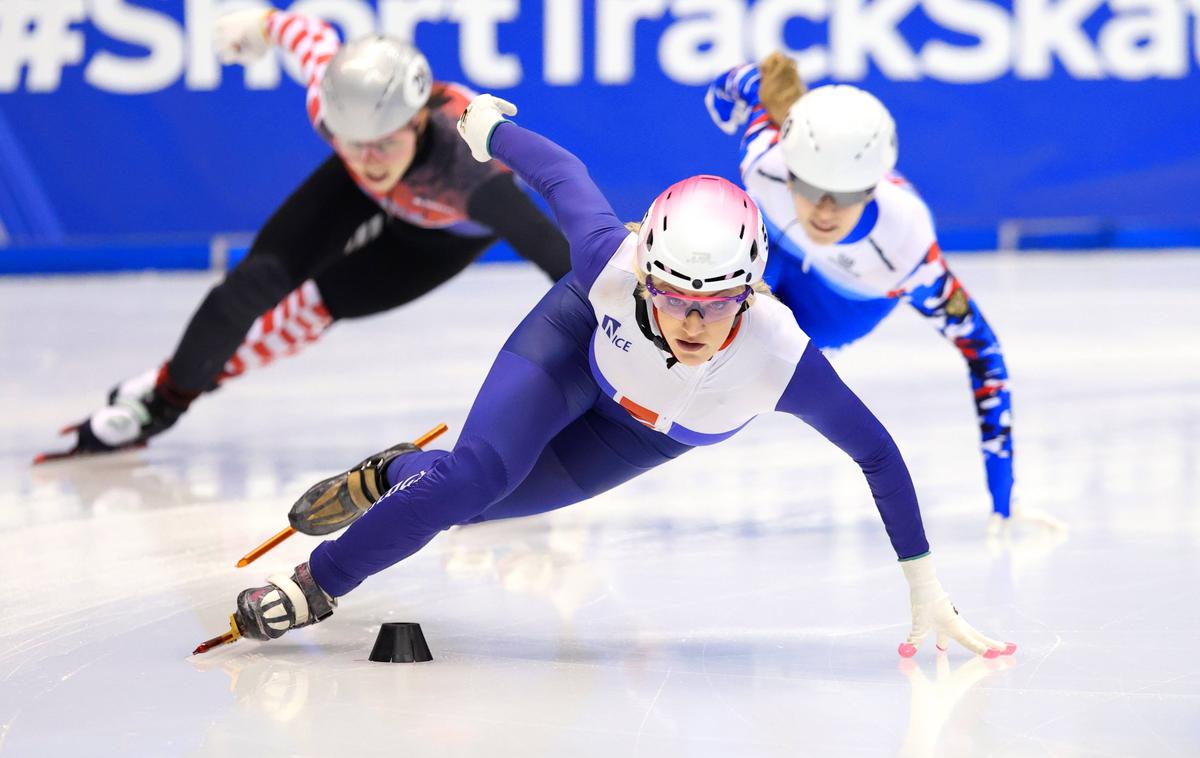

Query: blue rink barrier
[[4, 230, 1200, 276], [0, 238, 523, 276], [2, 0, 1198, 265], [0, 239, 211, 275]]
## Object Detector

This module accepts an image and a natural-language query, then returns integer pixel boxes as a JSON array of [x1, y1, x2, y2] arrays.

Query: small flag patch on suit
[[618, 395, 659, 427]]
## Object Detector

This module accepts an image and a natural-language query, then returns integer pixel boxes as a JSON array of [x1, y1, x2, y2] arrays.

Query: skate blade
[[192, 615, 242, 655], [33, 440, 148, 465], [32, 422, 84, 464]]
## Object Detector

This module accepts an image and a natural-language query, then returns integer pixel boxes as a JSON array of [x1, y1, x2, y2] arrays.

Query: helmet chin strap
[[632, 286, 750, 370], [634, 286, 679, 369]]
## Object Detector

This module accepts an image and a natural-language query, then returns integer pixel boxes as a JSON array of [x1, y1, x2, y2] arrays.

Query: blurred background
[[2, 0, 1198, 276]]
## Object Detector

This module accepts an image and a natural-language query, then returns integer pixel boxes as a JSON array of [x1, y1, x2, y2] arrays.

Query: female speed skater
[[38, 7, 568, 461], [706, 54, 1061, 532], [221, 94, 1016, 661]]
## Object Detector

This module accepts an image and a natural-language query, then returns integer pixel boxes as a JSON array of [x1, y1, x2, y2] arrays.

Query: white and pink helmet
[[636, 175, 768, 294]]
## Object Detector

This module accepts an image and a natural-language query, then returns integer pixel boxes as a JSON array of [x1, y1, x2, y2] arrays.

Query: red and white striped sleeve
[[263, 10, 342, 128]]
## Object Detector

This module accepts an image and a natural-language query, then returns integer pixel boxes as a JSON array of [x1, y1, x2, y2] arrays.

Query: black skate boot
[[234, 562, 336, 641], [35, 367, 192, 463], [288, 443, 420, 535], [105, 366, 193, 444]]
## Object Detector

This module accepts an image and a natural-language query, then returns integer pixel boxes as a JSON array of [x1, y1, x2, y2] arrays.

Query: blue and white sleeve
[[776, 342, 930, 559], [488, 122, 629, 291], [705, 64, 779, 157], [896, 245, 1014, 518]]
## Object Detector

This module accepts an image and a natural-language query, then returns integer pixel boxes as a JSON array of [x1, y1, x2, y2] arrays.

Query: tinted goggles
[[788, 172, 874, 207], [644, 280, 752, 321], [335, 122, 419, 161]]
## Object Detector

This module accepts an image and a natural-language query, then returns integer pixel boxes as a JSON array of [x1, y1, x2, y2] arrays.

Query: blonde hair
[[623, 221, 774, 302], [758, 52, 807, 127]]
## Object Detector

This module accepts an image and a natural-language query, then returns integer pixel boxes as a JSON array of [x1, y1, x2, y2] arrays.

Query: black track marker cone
[[369, 622, 433, 663]]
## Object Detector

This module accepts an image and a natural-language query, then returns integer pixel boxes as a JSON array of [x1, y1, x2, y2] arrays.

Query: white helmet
[[637, 175, 767, 293], [319, 35, 432, 142], [779, 85, 897, 193]]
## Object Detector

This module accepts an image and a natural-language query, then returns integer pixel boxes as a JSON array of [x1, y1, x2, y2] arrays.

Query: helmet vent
[[704, 269, 744, 283], [662, 215, 668, 231], [749, 241, 758, 262], [646, 230, 654, 250], [654, 260, 693, 285], [859, 123, 885, 157], [738, 224, 745, 240]]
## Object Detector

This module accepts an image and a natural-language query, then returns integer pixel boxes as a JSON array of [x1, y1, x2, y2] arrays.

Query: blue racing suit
[[309, 122, 931, 597]]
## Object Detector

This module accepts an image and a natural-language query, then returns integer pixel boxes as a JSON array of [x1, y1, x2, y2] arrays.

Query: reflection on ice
[[898, 654, 1016, 758]]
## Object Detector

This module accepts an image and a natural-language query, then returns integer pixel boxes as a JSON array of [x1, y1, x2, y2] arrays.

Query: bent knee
[[399, 436, 513, 531]]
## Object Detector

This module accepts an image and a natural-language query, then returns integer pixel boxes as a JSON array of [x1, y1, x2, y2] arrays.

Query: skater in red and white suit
[[40, 7, 568, 461]]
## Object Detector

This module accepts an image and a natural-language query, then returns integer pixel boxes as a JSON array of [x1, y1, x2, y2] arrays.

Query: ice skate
[[288, 442, 420, 535], [233, 562, 336, 641], [35, 368, 187, 464]]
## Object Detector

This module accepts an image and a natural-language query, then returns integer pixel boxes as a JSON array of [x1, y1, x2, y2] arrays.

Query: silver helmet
[[319, 35, 432, 142]]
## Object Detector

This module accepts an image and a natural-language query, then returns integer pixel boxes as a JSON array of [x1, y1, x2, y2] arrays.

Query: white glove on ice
[[457, 94, 517, 162], [215, 8, 273, 65], [899, 554, 1015, 659]]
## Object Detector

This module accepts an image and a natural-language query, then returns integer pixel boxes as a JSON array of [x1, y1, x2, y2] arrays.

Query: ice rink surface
[[1, 252, 1198, 757]]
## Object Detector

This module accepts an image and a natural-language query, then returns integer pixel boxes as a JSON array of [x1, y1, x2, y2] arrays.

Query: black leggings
[[166, 155, 492, 392]]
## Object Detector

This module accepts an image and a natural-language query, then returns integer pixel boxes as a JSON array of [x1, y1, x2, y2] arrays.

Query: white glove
[[899, 554, 1015, 658], [215, 8, 272, 65], [457, 94, 517, 162], [704, 86, 750, 136]]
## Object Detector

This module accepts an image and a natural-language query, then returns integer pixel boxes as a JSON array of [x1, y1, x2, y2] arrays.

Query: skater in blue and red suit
[[705, 54, 1062, 532], [225, 94, 1016, 661]]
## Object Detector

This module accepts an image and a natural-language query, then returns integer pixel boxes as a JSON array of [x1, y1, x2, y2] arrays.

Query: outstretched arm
[[459, 96, 629, 290], [215, 9, 341, 130], [776, 342, 929, 559], [776, 341, 1015, 659], [893, 244, 1014, 518], [263, 11, 341, 129]]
